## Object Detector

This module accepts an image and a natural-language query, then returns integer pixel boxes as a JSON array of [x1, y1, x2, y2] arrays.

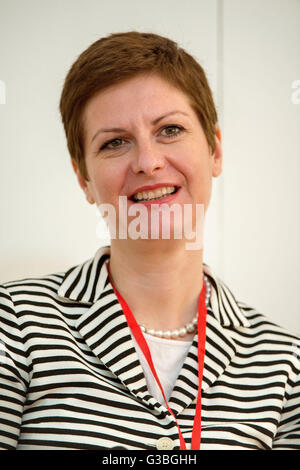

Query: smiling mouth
[[129, 186, 180, 203]]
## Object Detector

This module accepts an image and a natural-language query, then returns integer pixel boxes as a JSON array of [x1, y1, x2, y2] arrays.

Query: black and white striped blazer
[[0, 245, 299, 450]]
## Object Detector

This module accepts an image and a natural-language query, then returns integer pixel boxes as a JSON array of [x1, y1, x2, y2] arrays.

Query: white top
[[131, 332, 193, 405]]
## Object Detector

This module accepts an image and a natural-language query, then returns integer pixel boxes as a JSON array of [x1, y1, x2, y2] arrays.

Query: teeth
[[133, 186, 176, 201]]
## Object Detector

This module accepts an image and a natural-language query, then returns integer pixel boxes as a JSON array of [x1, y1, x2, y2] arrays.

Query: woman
[[0, 31, 299, 451]]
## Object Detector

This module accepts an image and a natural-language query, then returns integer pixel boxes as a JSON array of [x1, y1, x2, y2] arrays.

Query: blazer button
[[156, 437, 174, 450]]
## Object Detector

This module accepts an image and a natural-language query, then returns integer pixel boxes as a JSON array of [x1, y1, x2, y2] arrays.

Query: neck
[[108, 239, 204, 335]]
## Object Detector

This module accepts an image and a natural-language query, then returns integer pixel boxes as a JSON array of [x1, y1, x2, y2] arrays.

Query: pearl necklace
[[139, 275, 211, 340]]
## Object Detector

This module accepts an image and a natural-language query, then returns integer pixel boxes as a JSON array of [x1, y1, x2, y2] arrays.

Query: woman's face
[[73, 73, 222, 241]]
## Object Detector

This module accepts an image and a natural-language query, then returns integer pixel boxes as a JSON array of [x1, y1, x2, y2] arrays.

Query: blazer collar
[[57, 246, 111, 304], [58, 245, 250, 329]]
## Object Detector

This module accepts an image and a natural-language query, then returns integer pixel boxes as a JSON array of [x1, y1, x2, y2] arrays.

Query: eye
[[100, 137, 126, 151], [160, 125, 184, 138]]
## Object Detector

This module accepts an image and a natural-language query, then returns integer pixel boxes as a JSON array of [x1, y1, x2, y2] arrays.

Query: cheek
[[183, 151, 210, 183], [92, 166, 125, 203], [184, 154, 212, 203]]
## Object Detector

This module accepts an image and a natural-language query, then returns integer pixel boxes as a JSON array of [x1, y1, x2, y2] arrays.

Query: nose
[[130, 136, 165, 175]]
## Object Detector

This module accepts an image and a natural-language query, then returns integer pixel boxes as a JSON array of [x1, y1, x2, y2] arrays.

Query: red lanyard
[[107, 263, 207, 450]]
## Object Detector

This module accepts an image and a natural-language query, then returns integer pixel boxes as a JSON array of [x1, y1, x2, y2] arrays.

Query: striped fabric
[[0, 245, 299, 450]]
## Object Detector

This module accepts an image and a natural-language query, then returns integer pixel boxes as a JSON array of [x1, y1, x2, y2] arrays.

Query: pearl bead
[[163, 331, 171, 339], [186, 323, 195, 333]]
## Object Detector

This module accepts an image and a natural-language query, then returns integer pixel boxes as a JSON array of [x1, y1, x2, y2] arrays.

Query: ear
[[211, 124, 222, 178], [71, 159, 95, 205]]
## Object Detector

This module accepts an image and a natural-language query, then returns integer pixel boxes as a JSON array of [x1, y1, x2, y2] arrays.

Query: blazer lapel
[[74, 284, 150, 399], [169, 308, 237, 416], [58, 247, 154, 405], [169, 263, 250, 416]]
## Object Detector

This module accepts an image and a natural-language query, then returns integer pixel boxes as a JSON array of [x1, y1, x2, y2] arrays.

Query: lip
[[128, 187, 181, 207], [128, 183, 181, 200]]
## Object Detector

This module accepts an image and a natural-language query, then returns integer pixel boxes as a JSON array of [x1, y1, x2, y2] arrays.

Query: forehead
[[83, 73, 195, 130]]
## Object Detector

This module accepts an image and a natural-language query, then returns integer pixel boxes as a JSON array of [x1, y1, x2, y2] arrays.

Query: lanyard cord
[[107, 263, 207, 450]]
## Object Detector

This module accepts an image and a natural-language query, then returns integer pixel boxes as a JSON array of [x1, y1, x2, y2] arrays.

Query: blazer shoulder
[[236, 299, 300, 343], [0, 269, 75, 325], [1, 270, 66, 299]]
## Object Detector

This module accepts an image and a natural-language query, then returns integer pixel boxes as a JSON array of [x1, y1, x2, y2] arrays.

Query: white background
[[0, 0, 299, 334]]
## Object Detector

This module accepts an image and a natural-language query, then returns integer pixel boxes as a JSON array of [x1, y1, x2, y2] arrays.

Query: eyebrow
[[90, 110, 189, 144]]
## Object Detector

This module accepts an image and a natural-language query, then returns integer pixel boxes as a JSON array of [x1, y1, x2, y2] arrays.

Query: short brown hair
[[59, 31, 218, 181]]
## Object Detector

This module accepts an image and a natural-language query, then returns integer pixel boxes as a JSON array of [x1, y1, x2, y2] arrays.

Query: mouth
[[129, 185, 181, 204]]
